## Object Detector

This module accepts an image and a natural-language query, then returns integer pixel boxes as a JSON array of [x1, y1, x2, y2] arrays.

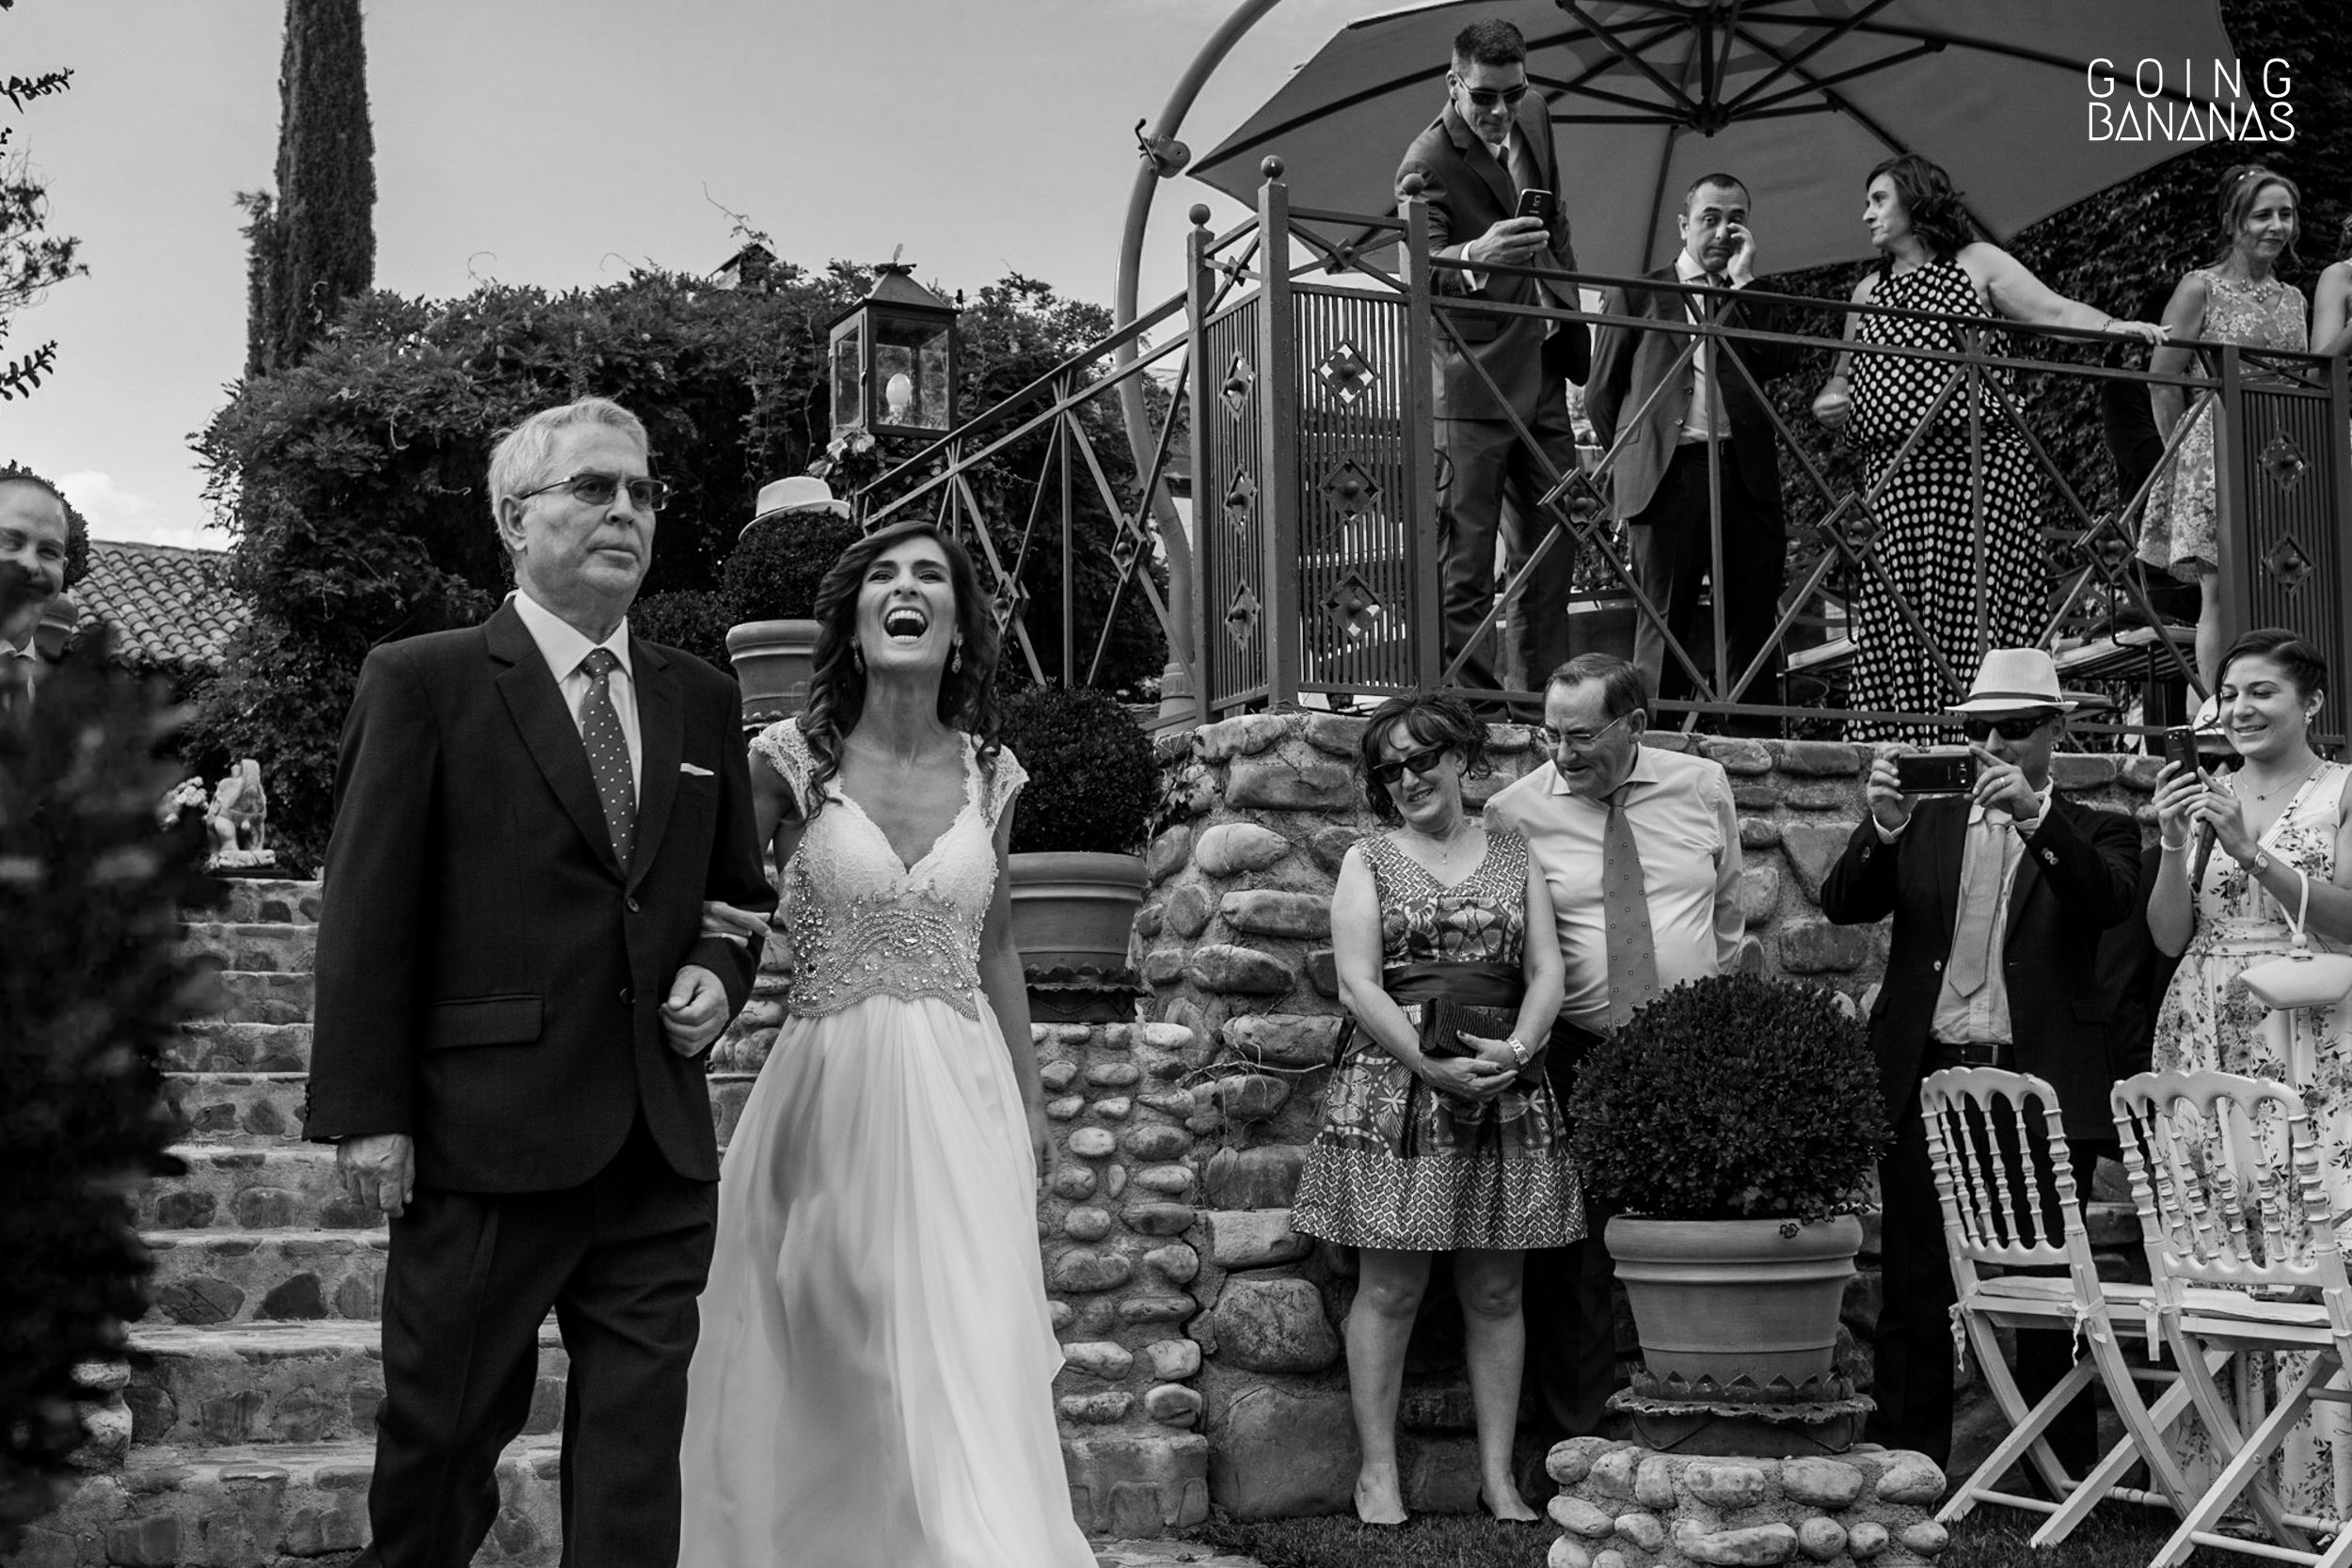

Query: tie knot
[[580, 647, 619, 682], [1604, 782, 1637, 812]]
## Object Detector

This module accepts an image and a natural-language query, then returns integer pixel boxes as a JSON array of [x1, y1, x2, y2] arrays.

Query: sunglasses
[[1456, 82, 1530, 110], [515, 470, 673, 513], [1370, 745, 1452, 787], [1960, 711, 2055, 743]]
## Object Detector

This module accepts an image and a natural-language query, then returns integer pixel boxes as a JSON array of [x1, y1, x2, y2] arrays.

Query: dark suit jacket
[[1820, 794, 2142, 1142], [304, 599, 774, 1192], [1585, 267, 1802, 523], [1396, 97, 1585, 421]]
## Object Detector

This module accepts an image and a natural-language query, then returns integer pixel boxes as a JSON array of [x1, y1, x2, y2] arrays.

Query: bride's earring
[[951, 635, 963, 675], [851, 641, 865, 673]]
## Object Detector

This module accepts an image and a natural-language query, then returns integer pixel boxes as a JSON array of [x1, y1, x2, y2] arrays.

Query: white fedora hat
[[1947, 647, 2079, 715], [750, 474, 850, 523]]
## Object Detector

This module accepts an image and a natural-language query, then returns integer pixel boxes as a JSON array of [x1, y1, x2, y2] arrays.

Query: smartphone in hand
[[2162, 726, 2200, 778], [1516, 188, 1555, 226], [1893, 752, 1979, 797]]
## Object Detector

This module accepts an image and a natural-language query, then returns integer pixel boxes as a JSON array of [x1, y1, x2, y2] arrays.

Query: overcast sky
[[0, 0, 1368, 547]]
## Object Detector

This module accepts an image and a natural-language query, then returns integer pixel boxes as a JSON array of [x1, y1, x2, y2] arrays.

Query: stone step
[[143, 1230, 389, 1326], [178, 921, 317, 974], [191, 878, 324, 927], [125, 1321, 567, 1451], [164, 1073, 310, 1144], [20, 1434, 564, 1566], [140, 1145, 381, 1232], [168, 1021, 312, 1074], [202, 970, 314, 1026]]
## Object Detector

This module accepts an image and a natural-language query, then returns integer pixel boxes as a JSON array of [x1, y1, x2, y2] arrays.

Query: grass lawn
[[1182, 1502, 2249, 1567]]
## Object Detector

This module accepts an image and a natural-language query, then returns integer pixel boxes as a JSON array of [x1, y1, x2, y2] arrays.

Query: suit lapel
[[1931, 798, 1967, 942], [488, 601, 627, 881], [1442, 104, 1515, 220], [2004, 800, 2053, 946], [627, 640, 683, 892]]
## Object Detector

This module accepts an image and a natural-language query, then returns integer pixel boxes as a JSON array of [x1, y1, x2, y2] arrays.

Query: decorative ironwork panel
[[2236, 383, 2347, 746], [1200, 296, 1268, 708], [1291, 284, 1416, 696]]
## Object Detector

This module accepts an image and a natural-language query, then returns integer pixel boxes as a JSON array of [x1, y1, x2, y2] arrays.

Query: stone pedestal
[[1545, 1437, 1949, 1567]]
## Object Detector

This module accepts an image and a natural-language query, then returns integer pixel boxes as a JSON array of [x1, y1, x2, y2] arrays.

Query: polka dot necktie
[[578, 648, 635, 867], [1602, 783, 1662, 1030]]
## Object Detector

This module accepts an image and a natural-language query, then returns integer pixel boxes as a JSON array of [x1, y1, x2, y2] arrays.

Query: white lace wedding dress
[[678, 719, 1092, 1567]]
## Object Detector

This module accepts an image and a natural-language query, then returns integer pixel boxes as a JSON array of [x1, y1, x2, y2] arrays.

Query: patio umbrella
[[1190, 0, 2254, 277]]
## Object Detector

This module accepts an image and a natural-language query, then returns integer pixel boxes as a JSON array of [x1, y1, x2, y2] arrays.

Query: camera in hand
[[1516, 188, 1554, 225], [1894, 751, 1979, 796], [2163, 726, 2200, 778]]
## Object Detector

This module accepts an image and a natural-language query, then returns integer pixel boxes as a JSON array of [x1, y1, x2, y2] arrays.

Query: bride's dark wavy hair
[[797, 518, 1003, 822], [1867, 153, 1979, 273]]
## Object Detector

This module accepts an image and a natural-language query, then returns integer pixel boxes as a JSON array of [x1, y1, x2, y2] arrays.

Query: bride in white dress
[[678, 520, 1093, 1567]]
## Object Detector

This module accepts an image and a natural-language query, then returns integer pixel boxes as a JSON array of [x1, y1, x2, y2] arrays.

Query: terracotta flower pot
[[1008, 851, 1148, 975], [725, 618, 820, 727], [1604, 1213, 1863, 1392]]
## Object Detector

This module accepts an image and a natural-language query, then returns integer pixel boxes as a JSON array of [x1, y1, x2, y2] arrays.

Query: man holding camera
[[1820, 647, 2140, 1468], [1396, 18, 1586, 701]]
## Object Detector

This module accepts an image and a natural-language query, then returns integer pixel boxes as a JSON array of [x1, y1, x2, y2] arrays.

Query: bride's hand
[[700, 899, 772, 944], [1028, 1102, 1057, 1184]]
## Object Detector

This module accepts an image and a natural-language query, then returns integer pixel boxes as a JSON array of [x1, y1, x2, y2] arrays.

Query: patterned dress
[[2151, 762, 2352, 1519], [1290, 830, 1584, 1250], [2138, 269, 2309, 579], [1845, 257, 2044, 738]]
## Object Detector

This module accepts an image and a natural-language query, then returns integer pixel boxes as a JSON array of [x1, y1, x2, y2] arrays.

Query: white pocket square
[[680, 763, 714, 777]]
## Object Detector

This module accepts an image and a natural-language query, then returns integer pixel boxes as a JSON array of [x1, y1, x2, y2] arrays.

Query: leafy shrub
[[0, 651, 207, 1545], [722, 511, 865, 624], [1567, 973, 1888, 1224], [996, 685, 1159, 856], [628, 589, 734, 673]]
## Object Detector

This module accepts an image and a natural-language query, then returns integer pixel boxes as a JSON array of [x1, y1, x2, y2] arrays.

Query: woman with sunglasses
[[2146, 627, 2352, 1517], [1290, 691, 1579, 1526]]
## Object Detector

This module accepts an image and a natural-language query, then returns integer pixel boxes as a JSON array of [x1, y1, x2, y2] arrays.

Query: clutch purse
[[2238, 866, 2352, 1011]]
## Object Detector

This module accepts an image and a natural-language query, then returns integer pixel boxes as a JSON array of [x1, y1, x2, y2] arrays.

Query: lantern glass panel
[[830, 322, 865, 436], [874, 318, 952, 430]]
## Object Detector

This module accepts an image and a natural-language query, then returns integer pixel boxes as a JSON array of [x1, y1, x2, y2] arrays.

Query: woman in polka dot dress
[[1812, 153, 2167, 738]]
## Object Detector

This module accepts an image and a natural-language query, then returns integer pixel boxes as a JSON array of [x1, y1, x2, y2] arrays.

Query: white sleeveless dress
[[678, 720, 1093, 1567]]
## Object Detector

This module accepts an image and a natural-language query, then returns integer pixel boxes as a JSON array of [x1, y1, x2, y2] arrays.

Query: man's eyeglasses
[[1369, 745, 1452, 787], [1456, 82, 1529, 110], [1539, 711, 1632, 752], [515, 471, 672, 513], [1960, 711, 2055, 743]]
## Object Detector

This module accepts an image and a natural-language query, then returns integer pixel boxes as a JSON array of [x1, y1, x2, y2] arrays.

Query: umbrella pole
[[1114, 0, 1288, 724]]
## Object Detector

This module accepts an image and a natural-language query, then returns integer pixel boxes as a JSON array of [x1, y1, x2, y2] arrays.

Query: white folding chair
[[1920, 1068, 2206, 1545], [2112, 1069, 2352, 1568]]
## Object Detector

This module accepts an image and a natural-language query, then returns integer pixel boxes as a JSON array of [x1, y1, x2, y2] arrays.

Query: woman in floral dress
[[1291, 691, 1580, 1526], [2149, 627, 2352, 1515], [2140, 165, 2308, 689]]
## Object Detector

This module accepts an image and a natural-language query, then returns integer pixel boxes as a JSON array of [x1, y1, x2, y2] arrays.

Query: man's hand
[[660, 963, 730, 1055], [1969, 743, 2043, 822], [1724, 221, 1758, 287], [1464, 214, 1550, 271], [338, 1133, 415, 1219], [1866, 754, 1915, 834]]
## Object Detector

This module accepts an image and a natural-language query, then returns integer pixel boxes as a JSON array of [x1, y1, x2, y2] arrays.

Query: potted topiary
[[1567, 973, 1890, 1402], [994, 684, 1160, 1006], [721, 475, 864, 725]]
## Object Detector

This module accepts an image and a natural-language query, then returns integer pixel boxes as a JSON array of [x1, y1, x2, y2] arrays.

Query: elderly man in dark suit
[[1820, 648, 2141, 1471], [1396, 17, 1586, 701], [1586, 174, 1800, 734], [304, 396, 774, 1568]]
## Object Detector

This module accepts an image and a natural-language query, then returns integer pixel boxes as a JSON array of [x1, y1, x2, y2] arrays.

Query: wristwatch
[[2251, 849, 2272, 877]]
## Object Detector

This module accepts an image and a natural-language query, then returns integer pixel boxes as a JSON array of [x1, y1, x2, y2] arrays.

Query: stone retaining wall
[[1132, 710, 2157, 1517]]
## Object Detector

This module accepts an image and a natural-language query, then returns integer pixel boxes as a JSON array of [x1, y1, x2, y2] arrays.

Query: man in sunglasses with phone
[[306, 396, 775, 1566], [1820, 647, 2140, 1473], [1396, 18, 1587, 705]]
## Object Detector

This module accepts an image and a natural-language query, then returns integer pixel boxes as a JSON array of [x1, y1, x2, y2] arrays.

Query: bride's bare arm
[[977, 808, 1053, 1180]]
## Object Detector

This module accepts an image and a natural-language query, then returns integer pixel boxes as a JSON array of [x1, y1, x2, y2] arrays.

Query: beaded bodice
[[750, 719, 1026, 1021]]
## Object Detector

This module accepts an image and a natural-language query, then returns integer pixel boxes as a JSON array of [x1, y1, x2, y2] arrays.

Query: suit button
[[626, 895, 641, 913], [619, 986, 634, 1006], [1931, 959, 1943, 972]]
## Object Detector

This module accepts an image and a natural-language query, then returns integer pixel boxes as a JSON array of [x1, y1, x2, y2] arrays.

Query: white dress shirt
[[1874, 798, 2044, 1045], [1487, 743, 1746, 1034], [1674, 249, 1722, 443], [509, 589, 640, 796]]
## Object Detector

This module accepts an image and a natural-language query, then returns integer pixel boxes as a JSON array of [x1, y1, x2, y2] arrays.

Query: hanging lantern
[[826, 261, 959, 442]]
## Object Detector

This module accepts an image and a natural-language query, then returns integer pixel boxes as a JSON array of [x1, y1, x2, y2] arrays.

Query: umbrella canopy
[[1192, 0, 2254, 277]]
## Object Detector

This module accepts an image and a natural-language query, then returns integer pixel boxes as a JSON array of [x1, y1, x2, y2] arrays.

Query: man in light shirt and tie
[[1486, 652, 1745, 1456], [1395, 17, 1587, 703], [0, 468, 73, 715], [1819, 647, 2140, 1471]]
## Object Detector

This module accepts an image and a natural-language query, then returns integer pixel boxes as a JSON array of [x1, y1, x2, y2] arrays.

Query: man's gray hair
[[1546, 652, 1650, 722], [485, 397, 651, 529]]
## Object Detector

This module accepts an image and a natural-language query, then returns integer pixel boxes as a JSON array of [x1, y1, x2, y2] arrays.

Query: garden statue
[[203, 758, 274, 869]]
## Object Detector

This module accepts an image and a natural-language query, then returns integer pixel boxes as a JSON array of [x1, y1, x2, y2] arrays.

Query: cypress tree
[[244, 0, 374, 375]]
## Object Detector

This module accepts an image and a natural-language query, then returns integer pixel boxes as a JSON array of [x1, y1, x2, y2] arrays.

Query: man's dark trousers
[[1629, 437, 1787, 735], [1438, 394, 1581, 698], [1522, 1016, 1619, 1439]]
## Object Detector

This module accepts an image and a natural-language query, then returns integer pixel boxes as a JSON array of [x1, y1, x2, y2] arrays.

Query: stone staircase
[[14, 880, 766, 1568]]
